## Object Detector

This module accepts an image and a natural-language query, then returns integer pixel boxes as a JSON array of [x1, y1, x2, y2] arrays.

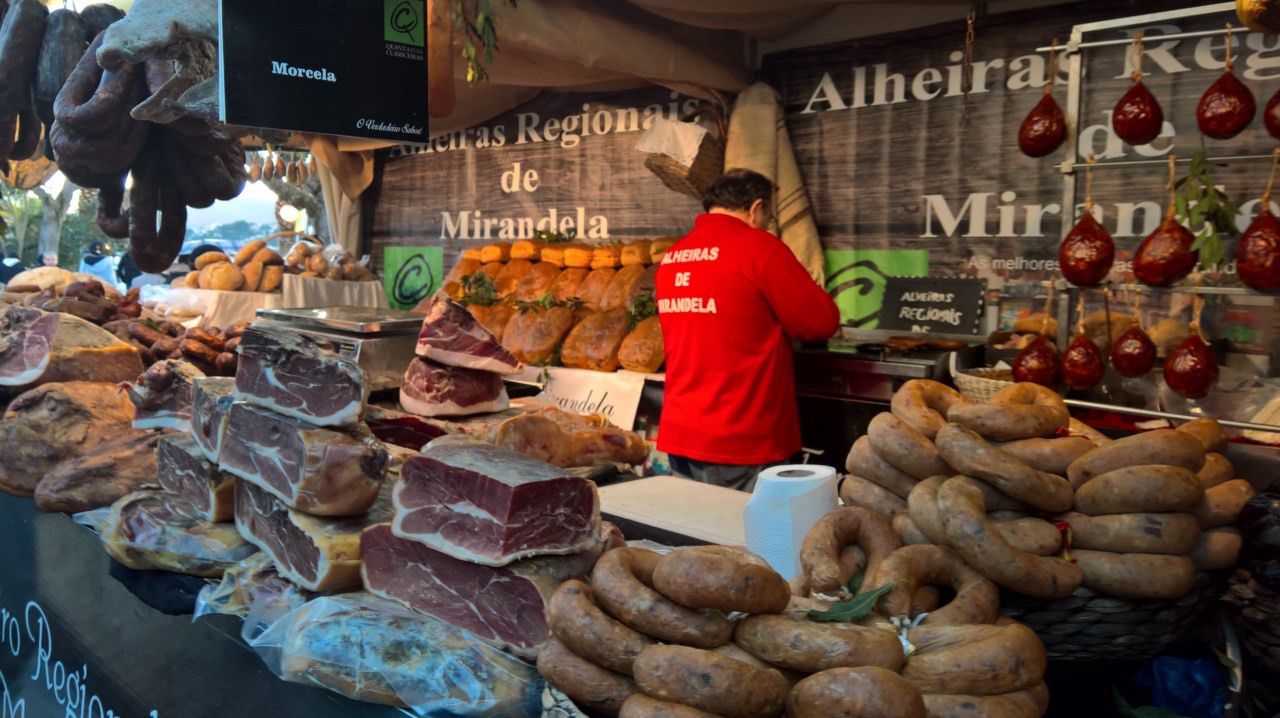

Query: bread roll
[[260, 265, 284, 292], [306, 254, 329, 274], [195, 252, 230, 270], [234, 240, 267, 266], [480, 243, 511, 263], [241, 260, 265, 292], [541, 245, 568, 268], [592, 245, 622, 270], [199, 262, 244, 291], [511, 239, 545, 261], [184, 271, 201, 288], [564, 244, 593, 269], [253, 248, 284, 266], [649, 237, 678, 264], [621, 240, 652, 267], [462, 246, 483, 261]]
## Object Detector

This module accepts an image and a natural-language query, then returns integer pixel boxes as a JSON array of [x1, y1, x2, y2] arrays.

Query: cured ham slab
[[234, 481, 392, 592], [158, 434, 236, 523], [400, 356, 509, 418], [234, 324, 368, 428], [364, 405, 449, 451], [219, 402, 387, 516], [0, 381, 144, 497], [123, 359, 206, 431], [361, 523, 618, 658], [191, 376, 235, 463], [416, 297, 519, 374], [35, 433, 162, 513], [0, 306, 143, 392], [97, 490, 258, 577], [393, 443, 600, 566]]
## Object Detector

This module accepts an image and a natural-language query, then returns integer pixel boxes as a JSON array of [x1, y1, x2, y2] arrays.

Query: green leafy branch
[[514, 292, 582, 314], [1174, 152, 1239, 273], [456, 273, 499, 307], [533, 228, 575, 244], [453, 0, 518, 84], [807, 575, 904, 623], [629, 292, 657, 331]]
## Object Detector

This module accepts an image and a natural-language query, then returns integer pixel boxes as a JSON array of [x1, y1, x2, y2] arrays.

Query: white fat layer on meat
[[399, 387, 509, 418], [422, 347, 520, 375], [133, 416, 191, 432], [240, 364, 363, 427], [388, 514, 597, 567]]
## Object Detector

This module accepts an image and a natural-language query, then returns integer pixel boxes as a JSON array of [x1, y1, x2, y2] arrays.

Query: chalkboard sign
[[877, 277, 985, 334], [219, 0, 428, 142]]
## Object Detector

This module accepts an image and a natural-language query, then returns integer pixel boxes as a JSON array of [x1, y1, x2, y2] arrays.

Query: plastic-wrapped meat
[[234, 480, 393, 592], [79, 490, 258, 577], [195, 553, 315, 643], [234, 325, 368, 428], [218, 402, 388, 516], [157, 434, 236, 522], [249, 592, 543, 716], [361, 523, 605, 658], [191, 376, 235, 463], [35, 433, 163, 513], [394, 443, 600, 566], [123, 359, 206, 431]]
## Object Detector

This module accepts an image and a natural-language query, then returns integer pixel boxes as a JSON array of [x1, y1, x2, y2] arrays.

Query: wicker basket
[[954, 367, 1015, 403], [643, 106, 726, 200], [1000, 571, 1228, 661]]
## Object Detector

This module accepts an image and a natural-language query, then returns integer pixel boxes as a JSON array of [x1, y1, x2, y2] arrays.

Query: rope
[[1165, 154, 1178, 220], [1129, 31, 1145, 83]]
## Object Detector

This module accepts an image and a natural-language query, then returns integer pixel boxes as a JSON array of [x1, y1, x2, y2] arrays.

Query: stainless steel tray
[[254, 306, 423, 333]]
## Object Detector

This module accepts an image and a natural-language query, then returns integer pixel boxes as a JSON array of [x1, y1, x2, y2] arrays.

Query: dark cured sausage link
[[83, 104, 149, 174], [96, 180, 128, 239], [9, 103, 41, 160], [55, 160, 125, 191], [0, 114, 16, 159], [34, 9, 87, 125], [162, 131, 215, 208], [52, 33, 106, 131], [156, 182, 188, 271], [128, 176, 162, 271], [78, 4, 123, 41], [54, 33, 146, 137], [0, 0, 49, 115]]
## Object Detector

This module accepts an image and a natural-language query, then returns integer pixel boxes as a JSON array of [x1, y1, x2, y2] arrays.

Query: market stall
[[4, 0, 1280, 716]]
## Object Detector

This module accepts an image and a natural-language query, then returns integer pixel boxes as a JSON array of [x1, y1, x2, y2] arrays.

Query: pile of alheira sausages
[[536, 379, 1257, 718]]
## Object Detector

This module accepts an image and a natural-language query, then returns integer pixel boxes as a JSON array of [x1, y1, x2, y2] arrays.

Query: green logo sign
[[384, 0, 423, 46]]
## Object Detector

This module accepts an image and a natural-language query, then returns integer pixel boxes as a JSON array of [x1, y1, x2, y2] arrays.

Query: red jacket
[[655, 213, 840, 464]]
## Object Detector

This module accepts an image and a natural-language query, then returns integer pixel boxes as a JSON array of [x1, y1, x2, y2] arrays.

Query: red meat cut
[[234, 480, 392, 592], [364, 405, 449, 451], [416, 297, 519, 374], [218, 402, 388, 516], [123, 359, 206, 431], [157, 434, 236, 523], [191, 376, 235, 463], [234, 324, 368, 427], [394, 443, 600, 566], [399, 356, 509, 418], [0, 306, 144, 392], [360, 523, 606, 658]]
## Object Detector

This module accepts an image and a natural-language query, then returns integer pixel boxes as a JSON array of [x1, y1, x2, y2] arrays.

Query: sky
[[46, 171, 282, 233]]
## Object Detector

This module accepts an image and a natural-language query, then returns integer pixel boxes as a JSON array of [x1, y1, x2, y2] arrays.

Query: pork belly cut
[[219, 402, 388, 516], [191, 376, 235, 463], [393, 443, 599, 566], [123, 359, 206, 431], [0, 306, 143, 392], [400, 356, 509, 418], [361, 522, 617, 657], [234, 324, 368, 427], [416, 297, 519, 374], [158, 434, 236, 522], [234, 481, 392, 592]]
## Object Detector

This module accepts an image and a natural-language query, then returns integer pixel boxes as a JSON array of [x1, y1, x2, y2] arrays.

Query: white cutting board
[[599, 476, 748, 546]]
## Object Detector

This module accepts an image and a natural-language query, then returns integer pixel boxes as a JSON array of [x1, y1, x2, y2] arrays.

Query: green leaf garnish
[[806, 579, 903, 623]]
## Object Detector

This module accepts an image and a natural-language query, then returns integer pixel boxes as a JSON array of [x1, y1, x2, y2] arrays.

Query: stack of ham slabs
[[204, 324, 393, 593], [360, 440, 612, 658], [401, 296, 519, 417]]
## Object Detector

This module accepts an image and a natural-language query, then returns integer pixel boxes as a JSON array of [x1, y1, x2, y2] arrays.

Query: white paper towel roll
[[743, 464, 838, 581]]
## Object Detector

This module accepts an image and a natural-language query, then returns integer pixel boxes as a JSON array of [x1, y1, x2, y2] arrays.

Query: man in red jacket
[[656, 169, 840, 491]]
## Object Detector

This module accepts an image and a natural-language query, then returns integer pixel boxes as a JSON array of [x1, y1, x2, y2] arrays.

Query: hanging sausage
[[1012, 289, 1059, 386], [1266, 87, 1280, 139], [1110, 289, 1157, 378], [1060, 297, 1106, 391], [1237, 148, 1280, 291], [1197, 23, 1256, 140], [1059, 155, 1114, 286], [1164, 297, 1219, 399], [1112, 32, 1164, 146], [1134, 155, 1198, 287], [1018, 40, 1066, 158]]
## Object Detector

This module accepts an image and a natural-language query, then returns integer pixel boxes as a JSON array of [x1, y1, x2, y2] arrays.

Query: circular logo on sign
[[390, 1, 420, 43], [392, 254, 435, 308]]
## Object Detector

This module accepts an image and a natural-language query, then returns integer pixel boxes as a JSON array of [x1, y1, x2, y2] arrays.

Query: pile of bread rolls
[[540, 511, 1051, 718], [435, 238, 673, 374], [283, 241, 378, 282], [182, 240, 286, 293], [841, 379, 1256, 602]]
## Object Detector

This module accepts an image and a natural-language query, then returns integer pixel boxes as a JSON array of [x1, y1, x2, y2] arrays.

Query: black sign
[[219, 0, 428, 142], [877, 277, 986, 334]]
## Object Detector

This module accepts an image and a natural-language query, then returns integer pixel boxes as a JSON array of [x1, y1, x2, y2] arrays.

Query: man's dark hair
[[88, 242, 105, 255], [701, 168, 774, 213]]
